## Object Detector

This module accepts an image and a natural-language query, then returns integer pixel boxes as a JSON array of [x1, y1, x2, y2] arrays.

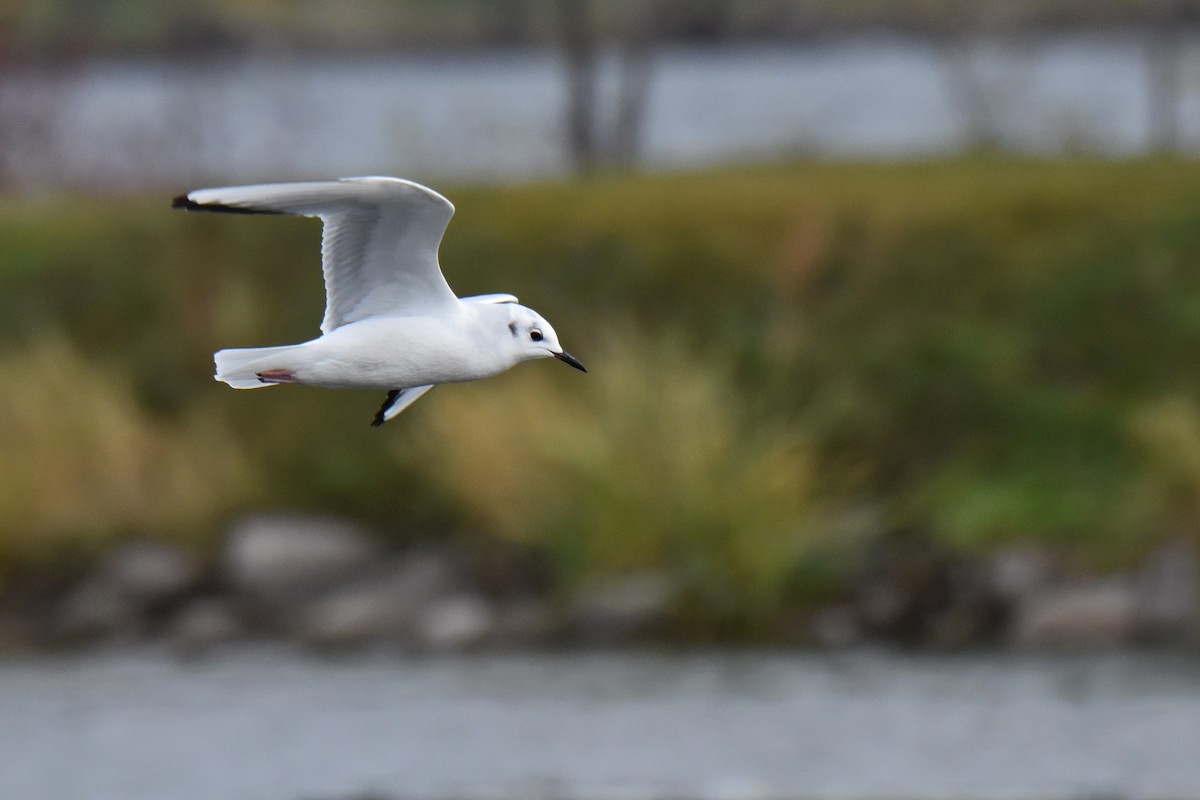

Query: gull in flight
[[173, 176, 586, 426]]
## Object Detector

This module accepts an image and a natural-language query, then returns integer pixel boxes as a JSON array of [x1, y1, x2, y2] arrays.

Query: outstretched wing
[[463, 293, 519, 305], [173, 176, 460, 332], [371, 385, 435, 427]]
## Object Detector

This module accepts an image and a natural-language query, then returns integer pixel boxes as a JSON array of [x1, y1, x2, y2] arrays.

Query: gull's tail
[[214, 345, 300, 388]]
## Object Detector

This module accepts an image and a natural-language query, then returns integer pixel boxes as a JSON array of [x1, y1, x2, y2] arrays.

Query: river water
[[1, 648, 1198, 800], [4, 35, 1200, 189]]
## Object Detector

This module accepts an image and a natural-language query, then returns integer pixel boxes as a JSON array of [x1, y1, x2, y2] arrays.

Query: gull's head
[[506, 305, 586, 373]]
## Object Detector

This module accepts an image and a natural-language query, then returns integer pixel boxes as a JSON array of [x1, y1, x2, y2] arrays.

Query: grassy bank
[[4, 158, 1200, 626]]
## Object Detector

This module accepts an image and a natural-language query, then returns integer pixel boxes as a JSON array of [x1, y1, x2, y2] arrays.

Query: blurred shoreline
[[3, 158, 1200, 653], [1, 512, 1196, 656], [2, 33, 1199, 190]]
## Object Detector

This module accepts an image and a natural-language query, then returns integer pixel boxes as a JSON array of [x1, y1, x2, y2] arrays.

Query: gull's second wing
[[463, 293, 519, 305], [174, 176, 459, 332], [371, 384, 435, 427]]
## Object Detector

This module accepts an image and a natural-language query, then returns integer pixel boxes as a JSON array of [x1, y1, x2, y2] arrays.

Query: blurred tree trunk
[[555, 0, 671, 174], [610, 1, 660, 168], [557, 0, 600, 174], [933, 2, 1020, 152], [0, 28, 13, 187], [1147, 0, 1184, 153], [940, 36, 1002, 150]]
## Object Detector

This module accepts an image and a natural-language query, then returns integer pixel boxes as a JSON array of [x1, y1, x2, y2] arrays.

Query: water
[[1, 648, 1198, 800], [4, 35, 1200, 189]]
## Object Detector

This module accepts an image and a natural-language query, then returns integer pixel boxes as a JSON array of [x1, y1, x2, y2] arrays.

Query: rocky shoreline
[[1, 514, 1197, 655]]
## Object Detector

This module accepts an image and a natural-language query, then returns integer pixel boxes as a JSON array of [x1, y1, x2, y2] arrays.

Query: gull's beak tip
[[554, 350, 587, 373]]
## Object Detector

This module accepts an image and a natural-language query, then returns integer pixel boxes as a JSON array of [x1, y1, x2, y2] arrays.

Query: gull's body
[[222, 304, 529, 390], [173, 176, 585, 425]]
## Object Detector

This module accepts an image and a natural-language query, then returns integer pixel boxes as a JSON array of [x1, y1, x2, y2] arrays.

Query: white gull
[[173, 176, 585, 426]]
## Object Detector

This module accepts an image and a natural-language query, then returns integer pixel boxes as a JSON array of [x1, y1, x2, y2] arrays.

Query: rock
[[415, 594, 495, 651], [297, 550, 474, 649], [1012, 579, 1140, 647], [50, 541, 204, 644], [853, 550, 960, 642], [300, 576, 414, 649], [987, 545, 1060, 603], [925, 560, 1008, 645], [857, 579, 909, 633], [53, 578, 141, 643], [1008, 542, 1200, 647], [0, 608, 38, 651], [808, 605, 862, 648], [1136, 539, 1200, 641], [98, 541, 203, 604], [222, 514, 381, 605], [491, 598, 562, 647], [571, 570, 677, 642], [382, 549, 470, 603], [170, 598, 242, 656], [465, 537, 555, 598]]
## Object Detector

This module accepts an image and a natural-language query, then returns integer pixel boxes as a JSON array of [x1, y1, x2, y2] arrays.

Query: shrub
[[411, 329, 832, 620]]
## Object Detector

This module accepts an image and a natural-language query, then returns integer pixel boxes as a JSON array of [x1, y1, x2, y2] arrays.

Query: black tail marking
[[371, 389, 402, 428]]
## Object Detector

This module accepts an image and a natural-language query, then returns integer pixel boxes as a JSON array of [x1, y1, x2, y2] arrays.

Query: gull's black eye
[[529, 329, 544, 342]]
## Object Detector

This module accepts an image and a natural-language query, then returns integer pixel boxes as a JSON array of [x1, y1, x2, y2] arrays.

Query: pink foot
[[256, 368, 296, 384]]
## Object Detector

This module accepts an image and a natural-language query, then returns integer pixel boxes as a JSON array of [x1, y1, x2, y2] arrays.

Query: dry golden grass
[[0, 334, 251, 564], [410, 328, 827, 615]]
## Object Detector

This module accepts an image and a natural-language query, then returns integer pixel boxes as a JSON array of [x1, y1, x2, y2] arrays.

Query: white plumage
[[174, 176, 585, 426]]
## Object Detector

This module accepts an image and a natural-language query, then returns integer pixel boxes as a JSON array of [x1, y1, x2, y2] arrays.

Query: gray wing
[[463, 293, 518, 305], [174, 176, 460, 332]]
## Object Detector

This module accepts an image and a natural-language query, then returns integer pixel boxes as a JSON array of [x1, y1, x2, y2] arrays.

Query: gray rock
[[51, 541, 204, 644], [491, 598, 562, 646], [300, 576, 415, 649], [222, 514, 381, 604], [53, 578, 140, 643], [987, 545, 1061, 602], [297, 550, 475, 649], [382, 549, 470, 603], [857, 580, 909, 632], [808, 605, 862, 648], [1012, 579, 1140, 647], [415, 594, 495, 651], [571, 570, 677, 641], [1136, 539, 1200, 641], [0, 608, 39, 651], [1009, 542, 1200, 648], [170, 598, 241, 656], [99, 541, 203, 604]]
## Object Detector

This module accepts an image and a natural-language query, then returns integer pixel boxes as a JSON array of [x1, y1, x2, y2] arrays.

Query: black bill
[[554, 350, 587, 372]]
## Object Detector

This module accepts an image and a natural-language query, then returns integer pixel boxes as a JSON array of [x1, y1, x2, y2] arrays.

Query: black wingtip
[[171, 195, 285, 215], [371, 389, 402, 428]]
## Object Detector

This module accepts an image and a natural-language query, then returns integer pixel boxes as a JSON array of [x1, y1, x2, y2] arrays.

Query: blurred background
[[3, 1, 1200, 799]]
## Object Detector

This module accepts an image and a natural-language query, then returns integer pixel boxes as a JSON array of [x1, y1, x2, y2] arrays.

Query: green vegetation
[[4, 158, 1200, 624]]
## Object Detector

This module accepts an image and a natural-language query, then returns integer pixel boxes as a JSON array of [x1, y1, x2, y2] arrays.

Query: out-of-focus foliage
[[447, 159, 1200, 571], [0, 333, 248, 568], [417, 330, 826, 621], [3, 158, 1200, 609]]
